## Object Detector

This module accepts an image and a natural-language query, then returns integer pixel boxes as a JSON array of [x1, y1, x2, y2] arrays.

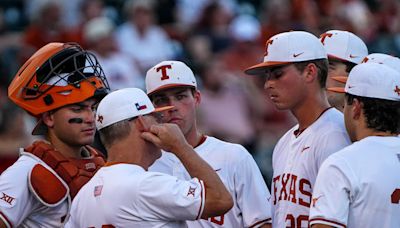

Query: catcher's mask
[[8, 42, 110, 116]]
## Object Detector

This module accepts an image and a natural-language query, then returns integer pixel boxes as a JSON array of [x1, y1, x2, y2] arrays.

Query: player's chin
[[272, 102, 290, 110], [78, 136, 95, 146]]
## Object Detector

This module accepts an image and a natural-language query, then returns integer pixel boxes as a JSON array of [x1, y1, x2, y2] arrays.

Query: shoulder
[[20, 149, 69, 207], [319, 144, 357, 171], [0, 154, 38, 192], [203, 136, 252, 160], [315, 108, 346, 132], [275, 125, 298, 146], [311, 109, 349, 142]]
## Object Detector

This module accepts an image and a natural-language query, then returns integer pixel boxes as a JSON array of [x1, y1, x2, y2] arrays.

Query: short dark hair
[[344, 62, 356, 73], [329, 58, 357, 73], [99, 119, 132, 149], [293, 59, 329, 88], [345, 93, 400, 134]]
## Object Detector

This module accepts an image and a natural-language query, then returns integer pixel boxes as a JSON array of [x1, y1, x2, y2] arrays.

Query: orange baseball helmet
[[8, 42, 110, 116]]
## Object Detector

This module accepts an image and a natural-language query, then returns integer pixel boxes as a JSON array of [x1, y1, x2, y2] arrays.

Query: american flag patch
[[94, 185, 103, 197], [135, 103, 147, 111]]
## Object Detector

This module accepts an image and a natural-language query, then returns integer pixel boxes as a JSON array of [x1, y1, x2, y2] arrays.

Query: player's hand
[[141, 123, 191, 153]]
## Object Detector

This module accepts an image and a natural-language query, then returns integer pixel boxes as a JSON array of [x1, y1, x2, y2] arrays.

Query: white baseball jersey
[[271, 108, 351, 227], [150, 136, 272, 227], [65, 163, 205, 228], [0, 151, 69, 228], [310, 136, 400, 228]]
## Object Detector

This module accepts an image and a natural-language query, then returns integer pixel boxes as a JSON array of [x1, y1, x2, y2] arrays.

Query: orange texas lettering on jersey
[[272, 173, 312, 207]]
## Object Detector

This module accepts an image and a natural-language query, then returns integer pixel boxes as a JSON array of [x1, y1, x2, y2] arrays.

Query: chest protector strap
[[25, 141, 105, 205]]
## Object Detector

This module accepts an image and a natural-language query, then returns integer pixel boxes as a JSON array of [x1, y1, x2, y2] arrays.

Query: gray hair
[[99, 119, 132, 149]]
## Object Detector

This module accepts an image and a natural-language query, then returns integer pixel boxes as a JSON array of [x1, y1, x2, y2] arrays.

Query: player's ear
[[303, 63, 317, 83], [136, 115, 154, 132], [193, 89, 201, 105], [42, 111, 55, 128]]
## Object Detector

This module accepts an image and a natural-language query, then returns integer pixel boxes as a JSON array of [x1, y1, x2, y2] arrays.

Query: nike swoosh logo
[[348, 85, 355, 89], [293, 52, 304, 58], [215, 168, 221, 172], [301, 146, 310, 152], [349, 54, 358, 58]]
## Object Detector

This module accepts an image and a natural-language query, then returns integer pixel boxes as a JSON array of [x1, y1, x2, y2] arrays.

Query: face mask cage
[[23, 44, 110, 100]]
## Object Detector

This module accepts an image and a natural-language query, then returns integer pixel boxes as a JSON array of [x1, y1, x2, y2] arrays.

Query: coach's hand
[[141, 123, 192, 154]]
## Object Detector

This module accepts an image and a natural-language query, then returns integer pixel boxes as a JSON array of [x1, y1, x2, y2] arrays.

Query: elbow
[[222, 194, 234, 213], [214, 190, 234, 215], [201, 193, 233, 218]]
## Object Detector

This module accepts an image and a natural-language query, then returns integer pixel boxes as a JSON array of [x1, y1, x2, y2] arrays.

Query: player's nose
[[83, 110, 96, 124], [264, 79, 274, 90]]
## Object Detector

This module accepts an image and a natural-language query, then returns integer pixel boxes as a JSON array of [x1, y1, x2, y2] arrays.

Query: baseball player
[[0, 42, 109, 227], [310, 62, 400, 228], [245, 31, 351, 227], [146, 61, 272, 227], [327, 53, 400, 91], [319, 30, 368, 112], [65, 88, 233, 227]]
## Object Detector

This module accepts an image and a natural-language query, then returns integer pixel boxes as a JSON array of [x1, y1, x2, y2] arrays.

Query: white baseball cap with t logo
[[146, 61, 197, 95], [329, 62, 400, 101], [96, 88, 172, 130], [245, 31, 327, 75], [330, 53, 400, 85], [320, 30, 368, 64]]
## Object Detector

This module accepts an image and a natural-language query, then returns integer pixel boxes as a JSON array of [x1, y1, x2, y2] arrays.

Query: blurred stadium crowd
[[0, 0, 399, 185]]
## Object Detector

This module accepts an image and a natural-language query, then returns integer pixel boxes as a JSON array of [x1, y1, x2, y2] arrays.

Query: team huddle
[[0, 29, 399, 228]]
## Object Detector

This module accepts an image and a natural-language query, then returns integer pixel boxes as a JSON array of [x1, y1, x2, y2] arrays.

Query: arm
[[0, 220, 7, 228], [0, 156, 36, 228], [309, 155, 353, 228], [141, 123, 233, 218], [259, 224, 272, 228]]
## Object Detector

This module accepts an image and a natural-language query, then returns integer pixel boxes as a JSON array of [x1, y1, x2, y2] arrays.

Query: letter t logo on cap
[[156, 65, 172, 81]]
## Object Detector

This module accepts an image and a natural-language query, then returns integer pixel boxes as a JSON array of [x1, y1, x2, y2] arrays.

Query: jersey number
[[209, 215, 224, 225], [391, 188, 400, 204], [286, 214, 308, 228]]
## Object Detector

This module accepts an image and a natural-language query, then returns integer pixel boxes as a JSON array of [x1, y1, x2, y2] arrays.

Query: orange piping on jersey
[[195, 135, 207, 148], [293, 107, 333, 137], [104, 162, 130, 167], [309, 218, 346, 228], [0, 211, 12, 228], [249, 218, 272, 228]]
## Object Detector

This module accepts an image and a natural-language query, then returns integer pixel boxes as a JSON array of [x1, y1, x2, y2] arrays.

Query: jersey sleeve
[[136, 173, 205, 221], [309, 155, 356, 228], [235, 151, 272, 227], [314, 130, 350, 170], [0, 156, 37, 227]]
